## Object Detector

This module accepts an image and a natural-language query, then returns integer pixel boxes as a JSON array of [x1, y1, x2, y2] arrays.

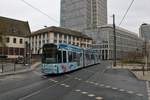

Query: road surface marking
[[112, 87, 118, 90], [90, 82, 94, 84], [19, 90, 41, 100], [75, 77, 78, 80], [81, 92, 88, 94], [96, 97, 103, 100], [19, 77, 71, 100], [100, 84, 104, 87], [127, 91, 134, 94], [88, 94, 95, 97], [60, 83, 65, 86], [136, 93, 143, 97], [119, 89, 125, 92], [85, 81, 90, 83], [75, 89, 81, 92], [95, 83, 99, 85], [105, 85, 111, 88], [49, 79, 58, 82], [65, 85, 70, 88]]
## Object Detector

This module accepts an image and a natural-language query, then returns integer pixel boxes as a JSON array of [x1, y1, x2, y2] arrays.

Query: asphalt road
[[0, 61, 148, 100]]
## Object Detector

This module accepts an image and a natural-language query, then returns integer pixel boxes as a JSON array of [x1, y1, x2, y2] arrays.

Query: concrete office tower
[[139, 23, 150, 41], [60, 0, 107, 32]]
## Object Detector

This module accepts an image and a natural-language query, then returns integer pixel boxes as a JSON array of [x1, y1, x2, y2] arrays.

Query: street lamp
[[113, 14, 116, 67]]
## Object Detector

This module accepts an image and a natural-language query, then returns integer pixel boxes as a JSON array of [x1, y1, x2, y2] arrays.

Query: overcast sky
[[0, 0, 150, 34]]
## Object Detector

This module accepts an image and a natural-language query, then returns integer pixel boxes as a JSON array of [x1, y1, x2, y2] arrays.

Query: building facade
[[139, 23, 150, 41], [0, 16, 31, 59], [60, 0, 107, 32], [29, 26, 93, 54], [91, 25, 144, 60]]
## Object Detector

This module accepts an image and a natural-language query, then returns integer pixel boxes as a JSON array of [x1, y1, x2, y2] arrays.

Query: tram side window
[[91, 54, 94, 60], [57, 50, 62, 63], [76, 53, 81, 65], [68, 51, 72, 62], [63, 51, 67, 63], [86, 53, 90, 60], [73, 52, 77, 62]]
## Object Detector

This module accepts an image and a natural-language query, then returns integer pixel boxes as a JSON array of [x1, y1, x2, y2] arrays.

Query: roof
[[0, 16, 31, 37], [31, 26, 92, 39], [98, 24, 139, 37]]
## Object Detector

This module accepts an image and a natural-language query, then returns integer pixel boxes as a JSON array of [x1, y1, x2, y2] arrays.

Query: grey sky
[[0, 0, 150, 34]]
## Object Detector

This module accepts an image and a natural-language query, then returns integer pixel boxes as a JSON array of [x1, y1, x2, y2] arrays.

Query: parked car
[[15, 56, 24, 64]]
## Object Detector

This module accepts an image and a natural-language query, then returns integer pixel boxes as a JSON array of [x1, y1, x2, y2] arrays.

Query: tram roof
[[58, 43, 83, 52]]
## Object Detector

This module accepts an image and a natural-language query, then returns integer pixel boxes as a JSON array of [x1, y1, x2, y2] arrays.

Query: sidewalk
[[0, 62, 41, 76], [112, 64, 150, 81]]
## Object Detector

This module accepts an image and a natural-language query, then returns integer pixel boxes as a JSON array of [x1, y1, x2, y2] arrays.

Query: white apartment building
[[29, 26, 93, 54], [91, 25, 144, 60]]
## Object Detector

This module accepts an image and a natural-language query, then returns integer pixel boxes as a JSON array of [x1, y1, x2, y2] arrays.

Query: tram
[[41, 43, 100, 74]]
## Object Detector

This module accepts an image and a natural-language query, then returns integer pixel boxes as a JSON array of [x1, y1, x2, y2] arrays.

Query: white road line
[[127, 91, 134, 94], [75, 89, 81, 92], [112, 87, 118, 90], [105, 85, 111, 88], [94, 83, 99, 86], [136, 93, 143, 97], [19, 90, 41, 100], [88, 94, 95, 97], [90, 82, 94, 84], [60, 84, 65, 86], [49, 79, 58, 83], [65, 85, 70, 88], [85, 81, 90, 83], [19, 77, 71, 100], [119, 89, 125, 92], [96, 96, 103, 100], [81, 92, 88, 94], [100, 84, 104, 87]]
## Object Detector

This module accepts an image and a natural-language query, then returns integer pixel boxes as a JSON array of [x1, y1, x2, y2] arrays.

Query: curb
[[0, 62, 41, 77]]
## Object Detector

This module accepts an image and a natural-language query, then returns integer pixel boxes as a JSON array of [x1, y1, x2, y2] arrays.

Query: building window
[[54, 33, 57, 39], [59, 40, 62, 43], [6, 37, 9, 43], [20, 39, 23, 44], [73, 37, 75, 41], [59, 34, 62, 39], [54, 40, 57, 43], [43, 34, 45, 38], [64, 35, 67, 40], [39, 35, 41, 39], [13, 38, 16, 43]]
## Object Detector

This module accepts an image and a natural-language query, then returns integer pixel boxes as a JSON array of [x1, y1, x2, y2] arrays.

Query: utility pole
[[113, 14, 116, 67]]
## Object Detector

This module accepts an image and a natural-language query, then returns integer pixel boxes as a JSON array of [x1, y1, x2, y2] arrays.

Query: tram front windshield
[[42, 44, 57, 64]]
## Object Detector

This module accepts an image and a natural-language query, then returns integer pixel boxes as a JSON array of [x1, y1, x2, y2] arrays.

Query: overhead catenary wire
[[119, 0, 135, 26], [20, 0, 59, 24]]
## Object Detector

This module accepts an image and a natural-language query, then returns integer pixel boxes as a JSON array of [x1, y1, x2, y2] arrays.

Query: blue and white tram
[[41, 43, 100, 74]]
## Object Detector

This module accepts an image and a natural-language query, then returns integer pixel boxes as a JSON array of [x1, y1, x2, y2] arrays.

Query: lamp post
[[113, 14, 116, 67]]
